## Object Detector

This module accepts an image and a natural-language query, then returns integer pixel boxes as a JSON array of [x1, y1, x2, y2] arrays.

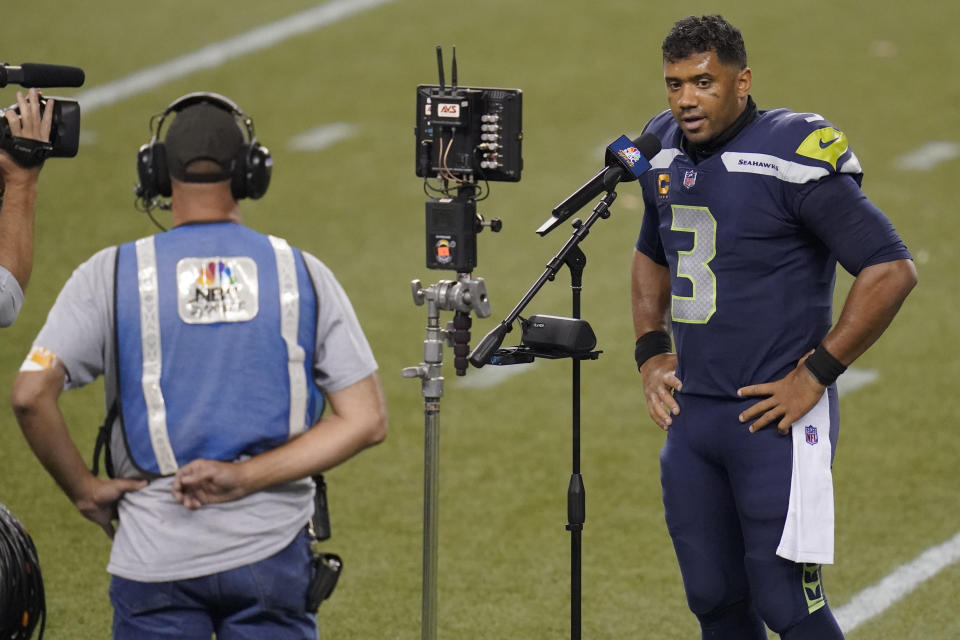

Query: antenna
[[435, 45, 445, 89], [451, 46, 458, 88]]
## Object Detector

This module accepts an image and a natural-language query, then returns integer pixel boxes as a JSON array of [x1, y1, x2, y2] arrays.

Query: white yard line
[[459, 366, 878, 394], [75, 0, 397, 114], [834, 369, 959, 632], [288, 122, 357, 151], [836, 367, 878, 397], [455, 361, 537, 390], [836, 530, 960, 633], [893, 141, 960, 171]]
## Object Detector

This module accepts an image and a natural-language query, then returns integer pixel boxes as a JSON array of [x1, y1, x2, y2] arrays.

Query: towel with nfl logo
[[777, 393, 835, 564]]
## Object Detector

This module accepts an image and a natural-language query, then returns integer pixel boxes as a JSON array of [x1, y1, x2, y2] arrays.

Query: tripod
[[470, 188, 617, 639], [403, 273, 491, 640]]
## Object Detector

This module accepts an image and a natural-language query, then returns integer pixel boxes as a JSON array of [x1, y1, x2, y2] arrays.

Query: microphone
[[468, 322, 510, 369], [536, 132, 661, 236], [0, 63, 85, 88]]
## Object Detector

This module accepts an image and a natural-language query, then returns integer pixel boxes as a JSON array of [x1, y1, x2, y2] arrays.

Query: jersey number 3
[[670, 205, 717, 324]]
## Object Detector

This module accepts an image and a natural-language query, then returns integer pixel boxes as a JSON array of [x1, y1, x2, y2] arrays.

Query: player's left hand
[[172, 459, 249, 509], [736, 351, 826, 435]]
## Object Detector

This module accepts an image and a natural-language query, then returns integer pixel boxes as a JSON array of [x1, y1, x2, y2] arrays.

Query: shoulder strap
[[91, 400, 118, 478]]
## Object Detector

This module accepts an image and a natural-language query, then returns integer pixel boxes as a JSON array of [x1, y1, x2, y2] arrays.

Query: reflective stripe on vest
[[134, 237, 178, 474], [269, 235, 307, 440]]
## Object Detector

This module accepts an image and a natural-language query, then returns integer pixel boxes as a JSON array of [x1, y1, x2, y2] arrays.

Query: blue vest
[[114, 222, 325, 476]]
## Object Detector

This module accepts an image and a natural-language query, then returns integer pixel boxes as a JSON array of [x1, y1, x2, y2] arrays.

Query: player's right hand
[[639, 352, 682, 430]]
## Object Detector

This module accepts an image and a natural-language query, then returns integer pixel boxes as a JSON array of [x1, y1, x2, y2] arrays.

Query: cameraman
[[0, 88, 53, 326], [11, 92, 388, 638]]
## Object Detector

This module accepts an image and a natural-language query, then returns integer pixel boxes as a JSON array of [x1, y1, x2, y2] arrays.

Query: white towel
[[776, 393, 835, 564]]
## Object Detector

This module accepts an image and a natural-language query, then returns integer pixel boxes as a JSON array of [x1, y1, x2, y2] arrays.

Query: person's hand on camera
[[0, 88, 55, 185]]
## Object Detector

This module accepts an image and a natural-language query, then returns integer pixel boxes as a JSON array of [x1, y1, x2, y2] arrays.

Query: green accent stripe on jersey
[[802, 563, 827, 614]]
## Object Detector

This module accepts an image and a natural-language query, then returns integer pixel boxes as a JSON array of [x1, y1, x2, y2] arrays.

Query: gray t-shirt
[[0, 264, 24, 327], [27, 240, 377, 581]]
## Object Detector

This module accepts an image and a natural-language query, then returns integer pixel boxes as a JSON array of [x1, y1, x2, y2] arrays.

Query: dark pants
[[109, 530, 317, 640], [660, 391, 842, 638]]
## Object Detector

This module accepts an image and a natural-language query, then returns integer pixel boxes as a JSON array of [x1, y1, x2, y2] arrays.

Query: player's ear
[[736, 66, 752, 98]]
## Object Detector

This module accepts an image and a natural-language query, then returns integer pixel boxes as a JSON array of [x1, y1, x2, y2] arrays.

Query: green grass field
[[1, 1, 958, 637]]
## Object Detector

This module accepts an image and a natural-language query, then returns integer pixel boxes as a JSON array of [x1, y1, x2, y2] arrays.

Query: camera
[[0, 62, 85, 167], [0, 96, 80, 167]]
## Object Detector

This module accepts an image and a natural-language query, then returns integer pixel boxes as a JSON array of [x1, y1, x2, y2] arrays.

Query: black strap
[[2, 136, 53, 168], [310, 475, 331, 542], [804, 344, 846, 387], [91, 401, 119, 478], [634, 330, 672, 371]]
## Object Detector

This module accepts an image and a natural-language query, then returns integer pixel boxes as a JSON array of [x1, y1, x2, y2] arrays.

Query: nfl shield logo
[[683, 170, 697, 188], [805, 425, 818, 445]]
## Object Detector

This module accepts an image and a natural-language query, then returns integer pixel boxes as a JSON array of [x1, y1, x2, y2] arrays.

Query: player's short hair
[[662, 15, 747, 69]]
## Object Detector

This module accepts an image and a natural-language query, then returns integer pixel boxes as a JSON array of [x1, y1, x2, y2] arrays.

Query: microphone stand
[[469, 187, 618, 640]]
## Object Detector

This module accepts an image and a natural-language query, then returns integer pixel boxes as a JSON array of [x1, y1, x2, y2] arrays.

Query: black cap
[[164, 102, 244, 182]]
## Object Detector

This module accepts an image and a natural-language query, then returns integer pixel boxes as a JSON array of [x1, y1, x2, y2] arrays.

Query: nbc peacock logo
[[617, 146, 643, 167], [177, 256, 259, 324], [197, 260, 236, 288], [192, 260, 243, 315]]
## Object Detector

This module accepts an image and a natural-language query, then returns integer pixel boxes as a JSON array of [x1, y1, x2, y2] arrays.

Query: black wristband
[[635, 330, 672, 371], [804, 344, 846, 386], [5, 137, 52, 168]]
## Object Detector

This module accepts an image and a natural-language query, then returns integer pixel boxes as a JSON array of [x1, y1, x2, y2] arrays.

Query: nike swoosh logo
[[819, 137, 840, 149]]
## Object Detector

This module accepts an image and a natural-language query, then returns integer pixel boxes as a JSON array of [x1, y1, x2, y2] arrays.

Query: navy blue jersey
[[636, 107, 910, 398]]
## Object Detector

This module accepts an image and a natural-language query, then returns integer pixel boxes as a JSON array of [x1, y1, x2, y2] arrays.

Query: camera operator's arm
[[172, 372, 389, 508], [0, 89, 54, 326], [12, 362, 149, 538]]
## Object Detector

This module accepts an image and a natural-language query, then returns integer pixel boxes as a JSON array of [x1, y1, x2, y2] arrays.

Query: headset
[[135, 92, 272, 208]]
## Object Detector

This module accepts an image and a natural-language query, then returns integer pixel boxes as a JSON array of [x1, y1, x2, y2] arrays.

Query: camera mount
[[401, 275, 490, 640], [404, 46, 521, 640]]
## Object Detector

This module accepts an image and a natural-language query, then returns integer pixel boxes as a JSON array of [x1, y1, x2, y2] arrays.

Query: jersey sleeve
[[25, 247, 116, 388], [794, 173, 911, 276], [635, 110, 676, 265], [775, 113, 911, 275], [636, 199, 667, 265], [302, 252, 378, 393]]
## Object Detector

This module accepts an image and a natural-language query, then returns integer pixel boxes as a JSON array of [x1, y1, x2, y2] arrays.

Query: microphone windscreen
[[632, 132, 662, 160], [19, 63, 85, 88], [606, 132, 661, 180]]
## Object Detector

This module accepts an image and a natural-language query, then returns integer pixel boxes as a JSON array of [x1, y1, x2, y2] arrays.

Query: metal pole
[[403, 277, 491, 640], [422, 398, 440, 640], [567, 246, 585, 640]]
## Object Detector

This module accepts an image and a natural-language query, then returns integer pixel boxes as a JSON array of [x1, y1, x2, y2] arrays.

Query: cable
[[0, 504, 45, 639], [133, 196, 169, 232]]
